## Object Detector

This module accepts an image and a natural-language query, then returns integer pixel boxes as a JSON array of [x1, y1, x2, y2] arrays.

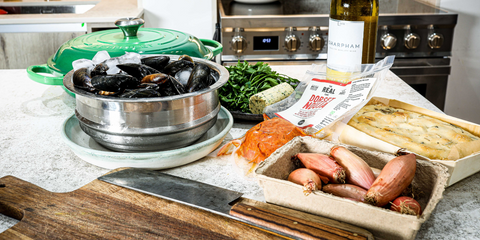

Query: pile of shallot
[[288, 146, 422, 216]]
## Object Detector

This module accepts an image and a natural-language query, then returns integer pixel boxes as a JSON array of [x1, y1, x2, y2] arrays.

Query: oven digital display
[[253, 36, 279, 51]]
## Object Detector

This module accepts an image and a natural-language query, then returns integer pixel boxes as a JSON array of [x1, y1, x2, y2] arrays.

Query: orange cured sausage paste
[[217, 115, 307, 167]]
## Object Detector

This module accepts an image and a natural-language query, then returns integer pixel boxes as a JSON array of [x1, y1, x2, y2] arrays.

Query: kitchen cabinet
[[0, 0, 143, 69], [0, 31, 85, 69], [0, 19, 146, 69]]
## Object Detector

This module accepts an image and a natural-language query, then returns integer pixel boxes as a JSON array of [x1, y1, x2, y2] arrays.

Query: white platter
[[61, 107, 233, 170]]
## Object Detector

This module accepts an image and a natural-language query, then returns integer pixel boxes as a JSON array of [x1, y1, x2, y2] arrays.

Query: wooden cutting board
[[0, 171, 374, 240]]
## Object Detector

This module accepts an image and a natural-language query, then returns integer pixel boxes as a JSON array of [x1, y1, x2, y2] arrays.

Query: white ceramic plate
[[61, 107, 233, 170]]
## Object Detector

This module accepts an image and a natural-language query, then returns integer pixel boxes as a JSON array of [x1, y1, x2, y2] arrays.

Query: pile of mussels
[[72, 55, 218, 98]]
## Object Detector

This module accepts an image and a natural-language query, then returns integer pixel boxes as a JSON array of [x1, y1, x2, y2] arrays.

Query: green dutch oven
[[27, 18, 223, 96]]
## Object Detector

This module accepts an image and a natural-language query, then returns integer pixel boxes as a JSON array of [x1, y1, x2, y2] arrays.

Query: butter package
[[338, 97, 480, 186], [255, 136, 449, 240], [249, 82, 294, 114]]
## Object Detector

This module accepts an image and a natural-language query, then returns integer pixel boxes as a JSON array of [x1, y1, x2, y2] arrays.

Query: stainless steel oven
[[217, 0, 457, 110]]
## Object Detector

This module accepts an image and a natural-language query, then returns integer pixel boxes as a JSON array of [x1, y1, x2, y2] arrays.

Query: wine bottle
[[327, 0, 379, 82]]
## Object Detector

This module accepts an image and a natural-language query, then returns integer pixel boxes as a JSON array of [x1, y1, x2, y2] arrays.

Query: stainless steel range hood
[[0, 1, 98, 14]]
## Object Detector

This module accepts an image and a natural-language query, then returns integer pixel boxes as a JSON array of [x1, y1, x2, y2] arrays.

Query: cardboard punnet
[[255, 137, 449, 240], [338, 97, 480, 186]]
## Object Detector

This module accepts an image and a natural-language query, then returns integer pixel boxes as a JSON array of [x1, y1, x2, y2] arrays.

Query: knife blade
[[98, 168, 372, 240]]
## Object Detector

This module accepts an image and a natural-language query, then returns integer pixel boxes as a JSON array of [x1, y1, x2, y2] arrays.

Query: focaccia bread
[[348, 104, 479, 160]]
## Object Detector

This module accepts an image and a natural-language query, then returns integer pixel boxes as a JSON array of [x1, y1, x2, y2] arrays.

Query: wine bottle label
[[327, 18, 365, 73]]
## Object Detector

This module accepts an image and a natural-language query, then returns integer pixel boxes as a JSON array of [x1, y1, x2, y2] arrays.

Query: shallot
[[288, 168, 322, 196], [330, 146, 376, 190], [293, 153, 346, 184], [322, 184, 367, 202], [370, 167, 382, 178], [390, 196, 422, 216], [365, 153, 417, 207]]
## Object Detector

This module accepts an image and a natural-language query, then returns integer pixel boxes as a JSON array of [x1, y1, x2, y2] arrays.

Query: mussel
[[186, 63, 211, 93], [177, 54, 194, 63], [91, 62, 109, 77], [119, 88, 162, 98], [97, 90, 118, 96], [117, 63, 160, 81], [141, 73, 186, 96], [137, 83, 161, 92], [209, 68, 220, 86], [73, 68, 95, 92], [174, 68, 193, 86], [141, 56, 170, 72], [141, 73, 170, 85], [160, 76, 186, 96], [91, 74, 139, 93], [163, 59, 195, 76], [205, 74, 216, 87]]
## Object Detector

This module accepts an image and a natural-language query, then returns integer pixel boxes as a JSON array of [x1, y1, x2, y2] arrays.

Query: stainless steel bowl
[[63, 55, 229, 152]]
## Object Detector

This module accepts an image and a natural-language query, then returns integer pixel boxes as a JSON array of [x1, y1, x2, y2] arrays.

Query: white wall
[[141, 0, 217, 40], [439, 0, 480, 124]]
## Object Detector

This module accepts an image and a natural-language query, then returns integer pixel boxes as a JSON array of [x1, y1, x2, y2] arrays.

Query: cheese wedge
[[249, 83, 295, 114]]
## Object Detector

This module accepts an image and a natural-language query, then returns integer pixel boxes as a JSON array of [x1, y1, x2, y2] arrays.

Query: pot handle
[[26, 64, 64, 86], [200, 39, 223, 56]]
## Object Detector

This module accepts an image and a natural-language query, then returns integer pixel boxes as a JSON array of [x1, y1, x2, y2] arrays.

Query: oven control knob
[[404, 33, 421, 49], [428, 33, 444, 49], [381, 33, 397, 50], [285, 35, 300, 52], [231, 36, 247, 54], [309, 35, 325, 51]]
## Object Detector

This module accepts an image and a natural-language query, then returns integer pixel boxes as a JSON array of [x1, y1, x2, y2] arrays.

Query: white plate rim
[[61, 106, 233, 162]]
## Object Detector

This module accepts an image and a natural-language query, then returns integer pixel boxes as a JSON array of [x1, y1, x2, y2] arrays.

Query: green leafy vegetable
[[219, 61, 300, 114]]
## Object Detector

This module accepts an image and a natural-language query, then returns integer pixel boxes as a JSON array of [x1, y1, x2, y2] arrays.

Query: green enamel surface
[[48, 28, 216, 74]]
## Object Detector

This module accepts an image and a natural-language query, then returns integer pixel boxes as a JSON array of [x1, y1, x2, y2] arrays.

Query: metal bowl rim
[[74, 104, 221, 135]]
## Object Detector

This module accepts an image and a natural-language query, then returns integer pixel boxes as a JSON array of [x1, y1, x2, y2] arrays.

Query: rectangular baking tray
[[338, 97, 480, 186]]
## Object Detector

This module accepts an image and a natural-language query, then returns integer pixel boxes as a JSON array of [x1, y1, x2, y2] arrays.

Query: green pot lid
[[48, 18, 220, 75]]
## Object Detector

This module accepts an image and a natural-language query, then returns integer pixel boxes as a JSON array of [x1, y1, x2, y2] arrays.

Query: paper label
[[275, 77, 376, 130], [327, 18, 364, 72]]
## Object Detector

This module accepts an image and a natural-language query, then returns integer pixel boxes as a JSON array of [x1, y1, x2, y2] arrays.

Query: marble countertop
[[0, 66, 479, 239], [0, 0, 142, 24]]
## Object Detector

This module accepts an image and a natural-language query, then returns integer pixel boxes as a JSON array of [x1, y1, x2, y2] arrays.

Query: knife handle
[[230, 202, 367, 240]]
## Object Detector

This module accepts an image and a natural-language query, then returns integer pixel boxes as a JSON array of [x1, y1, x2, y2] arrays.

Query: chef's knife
[[98, 168, 372, 240]]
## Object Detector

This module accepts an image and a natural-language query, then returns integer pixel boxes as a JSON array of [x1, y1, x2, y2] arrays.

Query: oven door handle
[[390, 65, 451, 76]]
